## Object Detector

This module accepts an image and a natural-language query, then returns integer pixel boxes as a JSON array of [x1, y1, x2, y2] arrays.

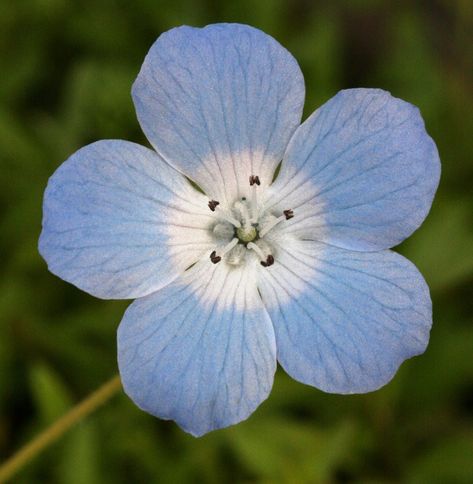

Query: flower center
[[207, 175, 294, 267], [236, 225, 257, 243]]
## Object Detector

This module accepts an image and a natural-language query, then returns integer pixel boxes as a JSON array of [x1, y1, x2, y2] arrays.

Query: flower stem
[[0, 374, 122, 483]]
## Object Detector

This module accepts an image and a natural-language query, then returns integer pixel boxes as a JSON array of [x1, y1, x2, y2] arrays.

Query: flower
[[39, 23, 440, 437]]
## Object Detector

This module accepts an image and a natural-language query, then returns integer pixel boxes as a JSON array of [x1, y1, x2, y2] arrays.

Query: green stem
[[0, 374, 122, 483]]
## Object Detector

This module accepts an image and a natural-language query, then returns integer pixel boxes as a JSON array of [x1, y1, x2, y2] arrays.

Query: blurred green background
[[1, 0, 472, 482]]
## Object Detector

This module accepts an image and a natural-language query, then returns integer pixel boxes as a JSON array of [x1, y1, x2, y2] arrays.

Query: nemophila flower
[[39, 23, 440, 436]]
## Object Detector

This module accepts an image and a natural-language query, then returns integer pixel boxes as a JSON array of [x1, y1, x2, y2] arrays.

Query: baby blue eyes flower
[[39, 23, 441, 436]]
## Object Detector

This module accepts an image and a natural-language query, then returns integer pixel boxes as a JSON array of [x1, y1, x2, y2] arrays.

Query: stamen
[[258, 209, 294, 238], [208, 200, 220, 211], [247, 242, 265, 260], [210, 238, 239, 264], [210, 251, 221, 264], [261, 255, 274, 267], [249, 175, 260, 186], [249, 175, 260, 223], [247, 241, 274, 267]]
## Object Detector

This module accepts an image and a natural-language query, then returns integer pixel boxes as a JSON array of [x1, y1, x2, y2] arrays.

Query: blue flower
[[39, 23, 440, 436]]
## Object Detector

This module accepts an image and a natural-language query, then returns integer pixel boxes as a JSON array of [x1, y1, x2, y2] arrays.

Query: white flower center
[[208, 175, 293, 267], [236, 224, 257, 243]]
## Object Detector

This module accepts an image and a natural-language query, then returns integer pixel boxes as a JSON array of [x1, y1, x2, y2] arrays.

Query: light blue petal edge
[[39, 139, 211, 300], [268, 88, 441, 251], [258, 239, 432, 393], [117, 260, 276, 436], [132, 23, 305, 204]]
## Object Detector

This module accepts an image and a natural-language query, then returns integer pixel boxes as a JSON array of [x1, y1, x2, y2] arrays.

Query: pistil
[[233, 199, 257, 242]]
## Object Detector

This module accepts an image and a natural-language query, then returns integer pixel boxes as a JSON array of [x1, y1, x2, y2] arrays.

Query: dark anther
[[210, 250, 221, 264], [260, 255, 274, 267], [208, 200, 220, 212], [249, 175, 261, 186], [283, 209, 294, 220]]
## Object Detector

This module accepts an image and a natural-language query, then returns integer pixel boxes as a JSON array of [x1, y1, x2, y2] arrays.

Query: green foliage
[[1, 0, 472, 482]]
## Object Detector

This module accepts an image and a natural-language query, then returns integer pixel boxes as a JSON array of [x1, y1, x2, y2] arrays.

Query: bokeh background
[[1, 0, 472, 482]]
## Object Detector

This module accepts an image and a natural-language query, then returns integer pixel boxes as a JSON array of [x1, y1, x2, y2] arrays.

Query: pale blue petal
[[132, 23, 305, 205], [258, 238, 432, 393], [118, 258, 276, 436], [39, 140, 214, 299], [265, 89, 440, 251]]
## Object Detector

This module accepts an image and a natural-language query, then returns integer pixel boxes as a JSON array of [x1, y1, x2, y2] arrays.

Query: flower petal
[[132, 23, 305, 205], [117, 258, 276, 436], [258, 238, 432, 393], [39, 140, 214, 299], [265, 89, 440, 251]]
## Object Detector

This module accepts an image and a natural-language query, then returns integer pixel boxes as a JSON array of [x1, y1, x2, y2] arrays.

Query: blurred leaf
[[402, 195, 473, 291], [292, 9, 342, 115], [407, 431, 473, 484], [59, 422, 100, 484], [59, 60, 136, 144], [28, 363, 101, 484], [377, 9, 444, 118], [402, 319, 473, 413], [229, 417, 356, 482], [29, 362, 70, 422], [221, 0, 285, 33]]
